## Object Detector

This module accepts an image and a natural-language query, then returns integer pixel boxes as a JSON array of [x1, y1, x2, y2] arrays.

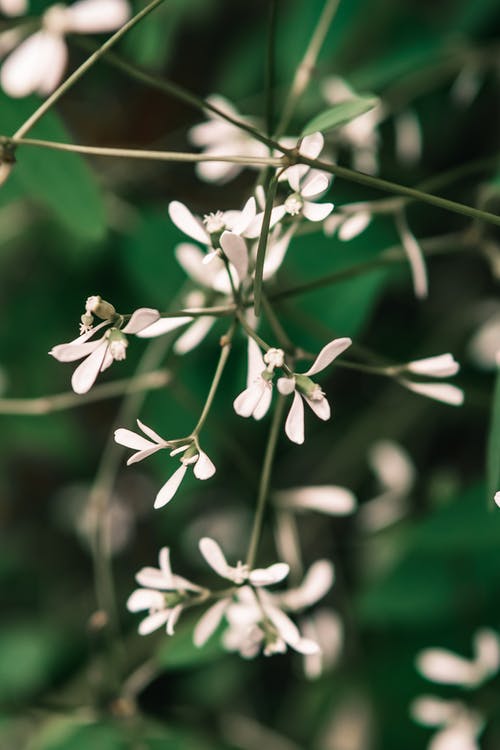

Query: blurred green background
[[1, 0, 500, 747]]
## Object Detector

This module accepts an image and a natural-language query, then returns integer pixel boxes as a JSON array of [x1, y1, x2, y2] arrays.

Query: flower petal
[[302, 201, 334, 222], [220, 231, 248, 282], [274, 485, 357, 515], [401, 380, 464, 406], [193, 450, 216, 480], [304, 337, 352, 376], [337, 211, 372, 241], [249, 562, 289, 587], [154, 464, 188, 509], [166, 603, 183, 635], [1, 31, 65, 98], [396, 212, 428, 299], [71, 341, 108, 394], [114, 427, 156, 452], [126, 588, 164, 612], [304, 394, 331, 420], [194, 598, 230, 647], [410, 695, 461, 727], [138, 609, 170, 636], [234, 380, 269, 418], [417, 649, 480, 687], [285, 391, 305, 444], [174, 316, 215, 355], [230, 197, 256, 235], [169, 201, 208, 244], [63, 0, 130, 33], [278, 560, 334, 609], [136, 316, 193, 338], [299, 132, 324, 160], [406, 354, 460, 378], [301, 171, 330, 198], [122, 308, 160, 334], [277, 376, 296, 395], [35, 32, 68, 96], [252, 384, 272, 420], [49, 339, 102, 362], [199, 537, 231, 580]]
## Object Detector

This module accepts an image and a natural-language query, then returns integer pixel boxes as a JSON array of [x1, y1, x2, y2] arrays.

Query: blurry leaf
[[487, 371, 500, 502], [0, 624, 72, 704], [0, 92, 105, 240], [121, 210, 185, 306], [156, 617, 225, 670], [301, 97, 378, 136], [357, 554, 456, 626]]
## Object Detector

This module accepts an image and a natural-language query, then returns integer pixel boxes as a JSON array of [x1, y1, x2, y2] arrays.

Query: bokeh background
[[1, 0, 500, 747]]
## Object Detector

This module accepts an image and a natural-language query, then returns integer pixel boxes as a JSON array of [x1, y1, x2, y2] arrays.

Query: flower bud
[[85, 295, 116, 320], [107, 328, 128, 361], [295, 373, 324, 400], [264, 347, 285, 371]]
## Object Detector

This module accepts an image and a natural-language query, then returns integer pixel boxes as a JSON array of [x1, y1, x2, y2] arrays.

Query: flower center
[[284, 193, 304, 216], [203, 211, 226, 234]]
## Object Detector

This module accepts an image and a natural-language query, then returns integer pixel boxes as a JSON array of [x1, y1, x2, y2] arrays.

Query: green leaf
[[0, 624, 72, 704], [301, 97, 378, 136], [0, 92, 106, 240], [487, 371, 500, 502], [156, 618, 225, 670]]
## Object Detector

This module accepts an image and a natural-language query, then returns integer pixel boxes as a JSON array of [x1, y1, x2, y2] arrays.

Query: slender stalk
[[0, 370, 170, 415], [236, 310, 271, 352], [192, 322, 236, 436], [297, 154, 500, 226], [246, 395, 286, 568], [253, 175, 279, 316], [3, 136, 283, 168], [275, 0, 341, 136], [265, 0, 278, 138], [159, 304, 236, 318], [14, 0, 166, 139], [269, 231, 474, 302], [261, 293, 294, 352]]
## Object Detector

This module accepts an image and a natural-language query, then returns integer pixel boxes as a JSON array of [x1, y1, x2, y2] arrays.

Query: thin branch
[[14, 0, 167, 139], [0, 370, 170, 415]]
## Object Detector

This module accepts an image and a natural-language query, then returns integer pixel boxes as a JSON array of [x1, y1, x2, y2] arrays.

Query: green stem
[[275, 0, 341, 137], [192, 322, 236, 436], [246, 394, 286, 568], [236, 310, 271, 352], [269, 230, 475, 302], [253, 175, 279, 316], [14, 0, 166, 139], [261, 293, 294, 352], [0, 370, 170, 415], [265, 0, 278, 138], [297, 154, 500, 226], [4, 136, 283, 167]]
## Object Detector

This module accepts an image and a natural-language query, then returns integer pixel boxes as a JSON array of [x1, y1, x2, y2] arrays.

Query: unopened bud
[[107, 328, 128, 361], [85, 295, 116, 320]]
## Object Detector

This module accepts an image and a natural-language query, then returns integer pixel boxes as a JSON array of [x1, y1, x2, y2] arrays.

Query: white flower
[[359, 440, 415, 532], [324, 209, 372, 241], [114, 422, 216, 509], [1, 0, 130, 98], [233, 338, 281, 420], [273, 485, 357, 516], [411, 696, 484, 750], [396, 353, 464, 406], [277, 337, 352, 444], [194, 548, 334, 662], [169, 198, 255, 294], [0, 0, 27, 17], [49, 306, 161, 394], [127, 547, 203, 636], [188, 95, 269, 184], [495, 491, 500, 508], [411, 630, 500, 749], [416, 629, 500, 689], [321, 76, 384, 174]]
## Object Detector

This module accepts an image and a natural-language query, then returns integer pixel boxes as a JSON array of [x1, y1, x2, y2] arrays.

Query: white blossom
[[233, 338, 281, 420], [1, 0, 130, 98], [324, 209, 372, 241], [188, 95, 270, 184], [127, 547, 203, 636], [114, 423, 216, 509], [495, 491, 500, 508], [359, 440, 415, 532], [49, 304, 161, 394], [277, 337, 351, 444], [273, 485, 357, 516], [0, 0, 27, 18], [395, 352, 463, 406], [321, 76, 384, 174], [411, 630, 500, 748]]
